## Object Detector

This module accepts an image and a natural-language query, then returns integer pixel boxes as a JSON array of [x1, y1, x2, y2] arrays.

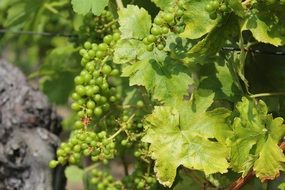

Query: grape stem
[[116, 0, 124, 10], [250, 92, 285, 98], [108, 114, 135, 140]]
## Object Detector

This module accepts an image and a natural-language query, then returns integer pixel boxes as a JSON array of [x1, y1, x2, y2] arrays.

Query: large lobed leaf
[[122, 58, 193, 106], [181, 0, 219, 39], [118, 5, 152, 39], [230, 97, 285, 180], [242, 3, 285, 46], [143, 93, 231, 187]]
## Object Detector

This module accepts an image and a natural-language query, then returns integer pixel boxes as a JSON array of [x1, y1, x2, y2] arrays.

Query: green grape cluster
[[143, 0, 186, 51], [90, 169, 123, 190], [77, 10, 119, 42], [122, 169, 157, 190], [205, 0, 230, 20], [49, 130, 116, 168], [134, 142, 149, 158], [71, 33, 121, 125]]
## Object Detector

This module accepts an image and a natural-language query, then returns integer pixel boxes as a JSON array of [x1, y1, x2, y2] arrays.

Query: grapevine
[[2, 0, 285, 189]]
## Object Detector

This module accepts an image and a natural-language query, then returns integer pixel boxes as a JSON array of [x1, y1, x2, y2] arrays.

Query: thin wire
[[222, 46, 285, 56], [0, 29, 77, 38], [1, 29, 285, 56]]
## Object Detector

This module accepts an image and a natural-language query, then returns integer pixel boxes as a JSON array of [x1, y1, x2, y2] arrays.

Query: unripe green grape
[[146, 44, 154, 51], [83, 149, 90, 156], [154, 17, 164, 26], [102, 65, 112, 74], [74, 76, 84, 85], [147, 35, 156, 43], [88, 50, 96, 58], [69, 155, 77, 164], [84, 41, 92, 49], [163, 13, 174, 23], [73, 144, 81, 152], [77, 98, 85, 105], [151, 27, 161, 36], [211, 0, 220, 9], [74, 120, 84, 129], [94, 107, 103, 116], [71, 102, 81, 111], [136, 100, 144, 107], [48, 160, 58, 168], [137, 181, 145, 188], [176, 9, 184, 17], [134, 151, 141, 157], [92, 43, 98, 50], [78, 110, 85, 117], [205, 4, 214, 12], [94, 94, 101, 102], [101, 83, 109, 91], [58, 156, 66, 164], [121, 139, 128, 146], [96, 50, 105, 58], [71, 92, 80, 100], [110, 69, 120, 76], [157, 43, 165, 50], [83, 73, 92, 82], [87, 100, 96, 109], [79, 49, 87, 56], [109, 96, 116, 102], [80, 70, 88, 76], [83, 53, 91, 60], [96, 77, 104, 85], [113, 33, 121, 41], [89, 79, 96, 85], [100, 96, 107, 103], [143, 37, 150, 45], [56, 149, 65, 156], [93, 70, 100, 77], [98, 43, 109, 51], [162, 26, 169, 34], [75, 85, 86, 96], [103, 35, 113, 44]]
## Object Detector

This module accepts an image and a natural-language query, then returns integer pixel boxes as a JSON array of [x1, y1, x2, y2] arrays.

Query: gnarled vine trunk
[[0, 60, 65, 190]]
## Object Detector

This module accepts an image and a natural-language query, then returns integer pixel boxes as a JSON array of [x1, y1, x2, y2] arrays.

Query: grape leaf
[[230, 97, 285, 180], [118, 5, 152, 39], [113, 39, 146, 64], [65, 165, 84, 182], [71, 0, 108, 16], [143, 93, 231, 187], [253, 136, 285, 181], [198, 56, 242, 102], [242, 4, 285, 46], [121, 58, 193, 106], [188, 14, 240, 59], [151, 0, 173, 10], [39, 45, 80, 104], [181, 0, 219, 39]]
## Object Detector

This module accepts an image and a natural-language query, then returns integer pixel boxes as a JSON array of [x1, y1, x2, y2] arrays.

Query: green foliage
[[3, 0, 285, 189], [71, 0, 109, 15]]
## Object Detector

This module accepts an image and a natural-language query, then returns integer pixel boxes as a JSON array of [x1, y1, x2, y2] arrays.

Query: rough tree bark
[[0, 60, 65, 190]]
